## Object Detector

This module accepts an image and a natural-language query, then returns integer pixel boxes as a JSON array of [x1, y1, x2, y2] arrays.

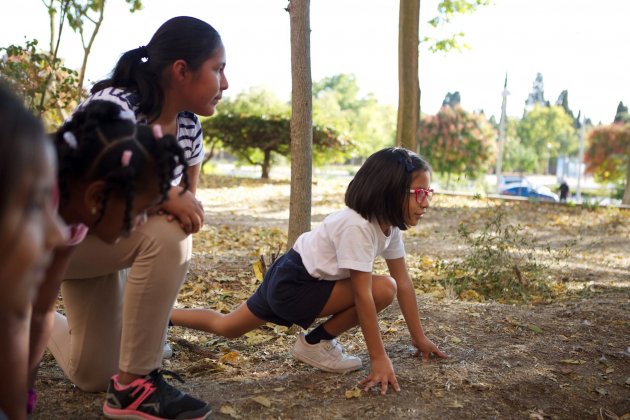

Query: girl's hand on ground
[[412, 334, 449, 362], [358, 356, 400, 395], [160, 188, 204, 234]]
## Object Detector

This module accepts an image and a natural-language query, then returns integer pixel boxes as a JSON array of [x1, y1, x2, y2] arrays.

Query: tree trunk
[[286, 0, 313, 249], [624, 149, 630, 205], [261, 149, 271, 179], [396, 0, 420, 152]]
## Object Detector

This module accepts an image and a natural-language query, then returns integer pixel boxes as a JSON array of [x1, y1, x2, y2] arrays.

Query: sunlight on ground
[[191, 175, 630, 307]]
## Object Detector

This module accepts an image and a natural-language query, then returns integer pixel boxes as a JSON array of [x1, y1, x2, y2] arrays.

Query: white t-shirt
[[79, 87, 205, 186], [293, 208, 406, 281]]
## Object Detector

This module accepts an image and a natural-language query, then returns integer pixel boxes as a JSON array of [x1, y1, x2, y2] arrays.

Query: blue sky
[[1, 0, 628, 124]]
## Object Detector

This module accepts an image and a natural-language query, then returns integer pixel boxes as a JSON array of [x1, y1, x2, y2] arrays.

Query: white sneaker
[[291, 333, 362, 373], [162, 341, 173, 359]]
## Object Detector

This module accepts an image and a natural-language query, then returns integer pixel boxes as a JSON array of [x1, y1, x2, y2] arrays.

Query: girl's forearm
[[396, 280, 426, 340], [354, 294, 387, 360]]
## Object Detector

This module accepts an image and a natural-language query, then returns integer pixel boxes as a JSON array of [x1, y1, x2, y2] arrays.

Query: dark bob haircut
[[345, 147, 432, 230]]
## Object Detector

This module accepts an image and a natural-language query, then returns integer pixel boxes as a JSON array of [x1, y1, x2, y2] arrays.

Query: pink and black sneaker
[[102, 369, 211, 420]]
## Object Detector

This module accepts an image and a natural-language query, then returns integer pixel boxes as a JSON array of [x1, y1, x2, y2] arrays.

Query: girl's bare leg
[[171, 302, 265, 338], [316, 275, 397, 336]]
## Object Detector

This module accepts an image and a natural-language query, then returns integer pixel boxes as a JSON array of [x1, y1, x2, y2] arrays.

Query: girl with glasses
[[171, 147, 447, 395]]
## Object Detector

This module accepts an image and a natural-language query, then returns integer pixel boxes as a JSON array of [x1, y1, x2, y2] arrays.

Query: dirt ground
[[35, 176, 630, 419]]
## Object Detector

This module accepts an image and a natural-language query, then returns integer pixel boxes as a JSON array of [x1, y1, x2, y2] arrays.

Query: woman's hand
[[159, 187, 204, 234], [358, 355, 400, 395], [412, 334, 449, 362]]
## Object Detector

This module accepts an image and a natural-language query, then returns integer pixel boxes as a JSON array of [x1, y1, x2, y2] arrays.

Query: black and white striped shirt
[[81, 87, 204, 186]]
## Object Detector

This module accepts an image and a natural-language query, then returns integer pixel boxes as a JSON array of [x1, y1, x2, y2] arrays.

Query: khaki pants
[[47, 215, 191, 392]]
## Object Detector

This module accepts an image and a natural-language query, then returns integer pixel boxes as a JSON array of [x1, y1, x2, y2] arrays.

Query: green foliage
[[418, 105, 496, 186], [0, 0, 143, 129], [202, 113, 349, 179], [0, 40, 81, 129], [55, 0, 142, 33], [424, 0, 492, 52], [439, 205, 566, 303], [313, 74, 361, 112], [313, 74, 396, 157], [45, 0, 143, 92], [555, 89, 577, 126], [219, 87, 290, 117], [215, 80, 395, 164], [502, 118, 538, 173], [517, 105, 579, 171]]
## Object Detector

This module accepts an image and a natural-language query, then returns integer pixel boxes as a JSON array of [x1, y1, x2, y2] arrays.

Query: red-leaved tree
[[584, 123, 630, 204], [418, 105, 496, 188]]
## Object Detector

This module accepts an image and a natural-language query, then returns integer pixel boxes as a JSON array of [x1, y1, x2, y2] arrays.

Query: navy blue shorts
[[246, 249, 335, 329]]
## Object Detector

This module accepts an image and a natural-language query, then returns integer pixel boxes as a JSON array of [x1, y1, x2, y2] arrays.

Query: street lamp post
[[546, 143, 551, 175], [576, 113, 585, 202], [495, 74, 509, 193]]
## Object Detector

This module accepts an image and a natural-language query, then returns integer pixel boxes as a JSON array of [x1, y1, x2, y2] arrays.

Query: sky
[[1, 0, 628, 124]]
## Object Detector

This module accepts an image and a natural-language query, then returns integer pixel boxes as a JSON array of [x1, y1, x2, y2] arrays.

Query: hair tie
[[121, 150, 133, 167], [138, 45, 149, 61], [63, 131, 78, 149], [152, 124, 163, 139], [397, 156, 415, 172]]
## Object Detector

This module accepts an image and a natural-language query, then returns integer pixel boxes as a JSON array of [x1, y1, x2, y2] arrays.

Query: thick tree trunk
[[396, 0, 420, 152], [287, 0, 313, 248]]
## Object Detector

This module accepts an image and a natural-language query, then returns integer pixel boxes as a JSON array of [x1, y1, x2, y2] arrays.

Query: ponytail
[[91, 16, 222, 122]]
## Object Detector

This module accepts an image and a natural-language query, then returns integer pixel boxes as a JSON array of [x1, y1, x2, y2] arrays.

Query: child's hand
[[412, 334, 449, 362], [160, 188, 204, 234], [358, 356, 400, 395]]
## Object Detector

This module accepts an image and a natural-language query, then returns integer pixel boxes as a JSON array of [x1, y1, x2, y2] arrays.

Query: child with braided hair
[[31, 100, 213, 419]]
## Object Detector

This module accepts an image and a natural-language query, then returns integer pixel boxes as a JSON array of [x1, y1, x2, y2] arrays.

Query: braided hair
[[54, 100, 189, 232]]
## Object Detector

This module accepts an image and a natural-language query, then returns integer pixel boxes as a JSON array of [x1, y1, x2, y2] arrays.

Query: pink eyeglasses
[[409, 187, 434, 204]]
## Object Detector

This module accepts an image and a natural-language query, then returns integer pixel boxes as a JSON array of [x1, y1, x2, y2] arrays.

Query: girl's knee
[[71, 371, 111, 393], [374, 276, 397, 307]]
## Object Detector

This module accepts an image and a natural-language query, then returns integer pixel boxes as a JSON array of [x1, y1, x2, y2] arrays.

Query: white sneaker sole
[[290, 347, 362, 373]]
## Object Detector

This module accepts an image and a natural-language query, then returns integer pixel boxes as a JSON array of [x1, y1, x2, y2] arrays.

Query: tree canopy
[[525, 72, 550, 109], [0, 40, 80, 128], [517, 105, 579, 172], [0, 0, 143, 129], [418, 104, 496, 187], [202, 113, 349, 179], [584, 123, 630, 184]]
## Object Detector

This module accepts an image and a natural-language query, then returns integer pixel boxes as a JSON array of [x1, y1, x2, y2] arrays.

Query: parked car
[[497, 175, 532, 192], [500, 182, 560, 202]]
